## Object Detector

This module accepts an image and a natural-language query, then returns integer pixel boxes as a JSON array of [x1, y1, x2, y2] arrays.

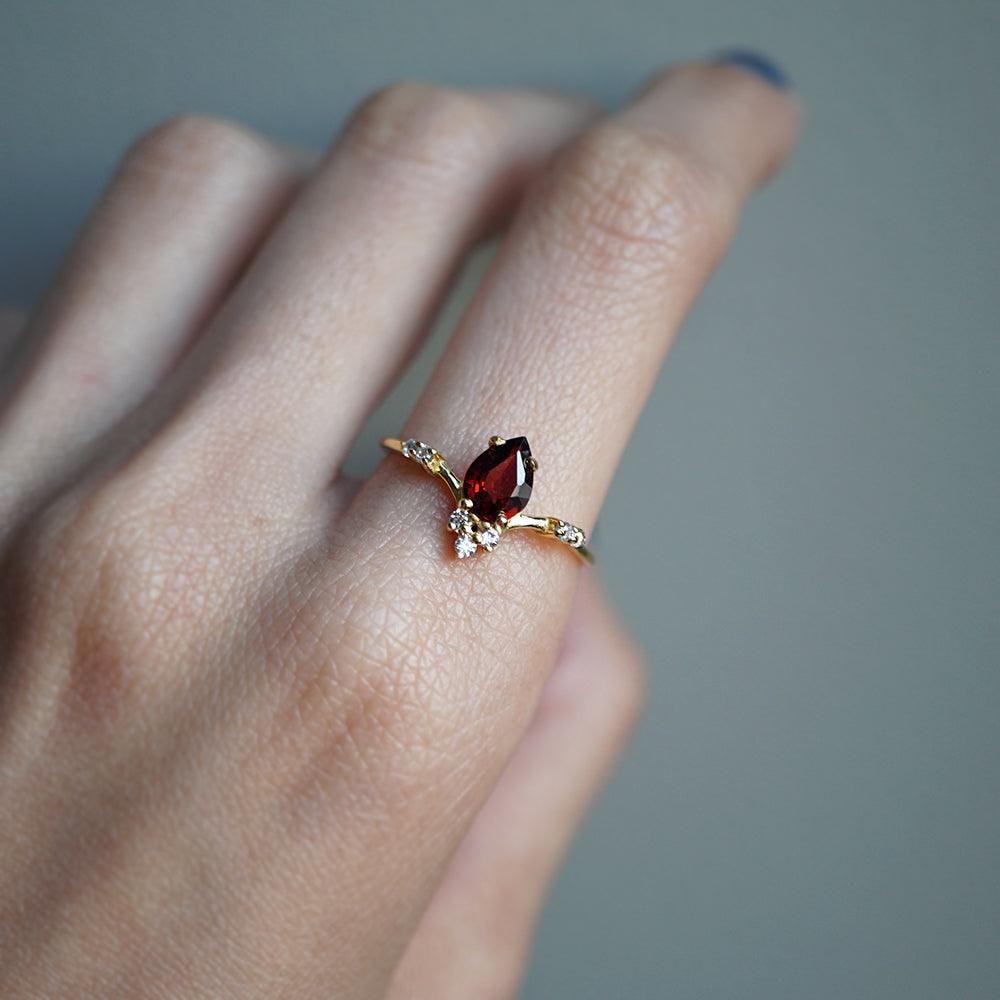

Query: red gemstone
[[462, 437, 534, 523]]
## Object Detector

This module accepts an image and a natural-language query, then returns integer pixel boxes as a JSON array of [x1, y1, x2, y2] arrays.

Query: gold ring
[[381, 435, 594, 564]]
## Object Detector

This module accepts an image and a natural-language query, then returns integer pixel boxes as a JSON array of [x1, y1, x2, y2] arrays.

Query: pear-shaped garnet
[[462, 437, 533, 523]]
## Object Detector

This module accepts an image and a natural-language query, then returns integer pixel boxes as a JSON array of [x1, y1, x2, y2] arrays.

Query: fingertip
[[627, 58, 803, 194]]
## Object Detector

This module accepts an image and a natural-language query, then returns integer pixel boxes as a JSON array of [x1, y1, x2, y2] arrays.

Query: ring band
[[381, 435, 594, 564]]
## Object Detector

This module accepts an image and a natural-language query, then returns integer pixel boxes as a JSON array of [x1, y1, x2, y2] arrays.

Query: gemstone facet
[[462, 437, 533, 523]]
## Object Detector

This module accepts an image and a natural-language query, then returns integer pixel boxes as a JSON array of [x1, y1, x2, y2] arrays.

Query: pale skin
[[0, 62, 800, 998]]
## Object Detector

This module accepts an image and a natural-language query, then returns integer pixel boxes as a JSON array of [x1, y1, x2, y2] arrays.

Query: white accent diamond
[[478, 525, 501, 551], [414, 443, 433, 463], [448, 508, 471, 533], [401, 438, 417, 458], [454, 534, 478, 559], [555, 522, 584, 547]]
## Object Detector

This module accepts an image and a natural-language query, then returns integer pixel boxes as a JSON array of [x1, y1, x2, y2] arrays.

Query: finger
[[0, 117, 309, 519], [312, 60, 797, 967], [388, 574, 644, 1000], [400, 61, 801, 534], [151, 85, 596, 499]]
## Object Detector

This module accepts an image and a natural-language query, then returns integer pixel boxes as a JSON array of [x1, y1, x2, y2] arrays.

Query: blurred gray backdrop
[[2, 1, 998, 997]]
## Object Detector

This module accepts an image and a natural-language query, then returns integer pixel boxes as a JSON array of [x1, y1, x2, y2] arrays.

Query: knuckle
[[74, 471, 236, 638], [2, 491, 143, 721], [267, 573, 487, 831], [121, 113, 276, 186], [1, 473, 221, 722], [343, 81, 504, 176], [337, 581, 479, 749], [294, 556, 499, 741], [543, 120, 737, 272]]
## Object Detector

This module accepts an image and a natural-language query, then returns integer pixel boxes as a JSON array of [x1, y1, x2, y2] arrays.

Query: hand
[[0, 61, 799, 998]]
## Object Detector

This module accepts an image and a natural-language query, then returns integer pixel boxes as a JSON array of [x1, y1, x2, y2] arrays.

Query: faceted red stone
[[462, 437, 533, 523]]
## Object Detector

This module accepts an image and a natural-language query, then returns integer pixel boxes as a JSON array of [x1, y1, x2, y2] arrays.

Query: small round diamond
[[414, 443, 433, 463], [448, 508, 471, 533], [555, 521, 584, 547], [454, 534, 478, 559], [478, 525, 501, 551], [401, 438, 418, 458]]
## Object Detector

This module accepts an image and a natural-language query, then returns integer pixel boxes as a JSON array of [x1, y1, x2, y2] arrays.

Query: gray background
[[3, 1, 998, 997]]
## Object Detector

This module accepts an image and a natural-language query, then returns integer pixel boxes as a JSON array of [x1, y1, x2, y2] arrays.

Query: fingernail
[[715, 49, 790, 89]]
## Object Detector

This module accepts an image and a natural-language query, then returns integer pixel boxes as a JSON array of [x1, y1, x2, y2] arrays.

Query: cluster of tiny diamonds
[[553, 520, 586, 548], [447, 506, 501, 559]]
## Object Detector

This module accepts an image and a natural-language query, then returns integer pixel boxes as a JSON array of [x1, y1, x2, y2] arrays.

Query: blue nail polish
[[716, 49, 790, 89]]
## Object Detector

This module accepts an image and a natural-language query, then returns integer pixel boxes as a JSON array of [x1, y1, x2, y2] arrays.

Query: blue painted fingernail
[[716, 49, 790, 89]]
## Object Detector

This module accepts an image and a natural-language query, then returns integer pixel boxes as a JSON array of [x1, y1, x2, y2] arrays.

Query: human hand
[[0, 59, 799, 998]]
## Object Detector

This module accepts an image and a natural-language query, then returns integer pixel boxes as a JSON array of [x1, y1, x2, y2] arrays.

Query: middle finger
[[400, 62, 800, 538], [332, 60, 799, 802]]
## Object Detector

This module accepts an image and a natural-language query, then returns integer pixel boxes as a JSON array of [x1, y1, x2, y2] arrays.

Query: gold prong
[[488, 435, 506, 447], [460, 497, 473, 509], [527, 456, 539, 472], [495, 513, 509, 530]]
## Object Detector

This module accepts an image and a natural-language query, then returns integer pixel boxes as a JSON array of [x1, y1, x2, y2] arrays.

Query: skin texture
[[0, 64, 800, 998]]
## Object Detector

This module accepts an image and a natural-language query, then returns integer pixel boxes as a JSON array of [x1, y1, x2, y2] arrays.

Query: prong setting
[[402, 438, 437, 467], [477, 524, 501, 551], [448, 508, 472, 533], [454, 533, 478, 559], [553, 520, 586, 548]]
